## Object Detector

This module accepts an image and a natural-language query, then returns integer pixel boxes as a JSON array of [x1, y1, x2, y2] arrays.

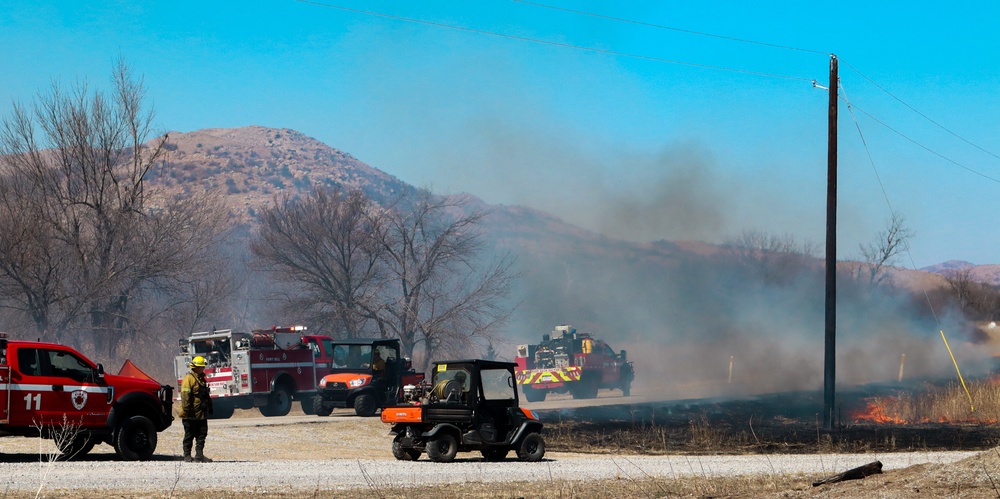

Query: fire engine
[[174, 325, 334, 418], [0, 333, 174, 460], [514, 325, 634, 402]]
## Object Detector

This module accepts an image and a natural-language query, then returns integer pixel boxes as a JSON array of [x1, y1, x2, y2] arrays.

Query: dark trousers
[[182, 419, 209, 456]]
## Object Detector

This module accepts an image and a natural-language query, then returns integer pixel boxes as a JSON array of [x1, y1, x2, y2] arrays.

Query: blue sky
[[2, 1, 998, 268]]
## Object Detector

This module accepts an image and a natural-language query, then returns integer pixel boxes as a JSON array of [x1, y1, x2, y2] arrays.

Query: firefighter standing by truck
[[180, 355, 213, 462]]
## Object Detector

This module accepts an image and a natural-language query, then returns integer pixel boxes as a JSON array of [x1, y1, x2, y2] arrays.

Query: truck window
[[48, 350, 93, 381], [17, 348, 42, 376]]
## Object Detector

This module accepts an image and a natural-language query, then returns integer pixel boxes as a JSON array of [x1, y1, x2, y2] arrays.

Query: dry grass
[[854, 379, 1000, 424]]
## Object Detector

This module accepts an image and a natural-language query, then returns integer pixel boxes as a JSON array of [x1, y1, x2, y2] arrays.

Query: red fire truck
[[514, 325, 634, 402], [0, 333, 174, 460], [173, 325, 334, 418]]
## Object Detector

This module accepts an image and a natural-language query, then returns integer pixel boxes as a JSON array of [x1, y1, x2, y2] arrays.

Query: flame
[[851, 397, 997, 425], [851, 400, 908, 424]]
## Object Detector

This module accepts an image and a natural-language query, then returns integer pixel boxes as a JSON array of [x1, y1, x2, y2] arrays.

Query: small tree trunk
[[812, 461, 883, 486]]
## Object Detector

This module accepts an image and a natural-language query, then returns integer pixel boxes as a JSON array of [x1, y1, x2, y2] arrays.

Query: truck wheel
[[261, 386, 292, 417], [426, 433, 458, 463], [300, 397, 316, 415], [481, 448, 508, 462], [516, 433, 545, 462], [523, 389, 546, 403], [114, 415, 157, 461], [209, 402, 235, 419], [57, 434, 97, 460], [572, 379, 598, 399], [312, 395, 333, 417], [392, 435, 421, 461], [354, 393, 377, 417]]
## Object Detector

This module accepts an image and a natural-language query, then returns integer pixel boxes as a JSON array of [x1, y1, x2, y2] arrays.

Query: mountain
[[921, 260, 1000, 286]]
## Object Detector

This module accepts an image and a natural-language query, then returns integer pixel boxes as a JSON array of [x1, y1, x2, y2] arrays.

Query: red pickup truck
[[0, 333, 173, 460]]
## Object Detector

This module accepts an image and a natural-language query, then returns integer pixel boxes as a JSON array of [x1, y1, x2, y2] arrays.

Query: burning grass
[[540, 384, 1000, 456], [851, 378, 1000, 424]]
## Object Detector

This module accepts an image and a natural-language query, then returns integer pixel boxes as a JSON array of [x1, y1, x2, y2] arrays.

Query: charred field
[[538, 386, 1000, 455]]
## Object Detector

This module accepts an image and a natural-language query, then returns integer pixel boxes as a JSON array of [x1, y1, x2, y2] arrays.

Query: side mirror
[[95, 363, 106, 382], [620, 350, 627, 361]]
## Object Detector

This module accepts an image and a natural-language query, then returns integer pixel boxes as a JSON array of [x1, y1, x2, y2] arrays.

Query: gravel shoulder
[[0, 412, 985, 496]]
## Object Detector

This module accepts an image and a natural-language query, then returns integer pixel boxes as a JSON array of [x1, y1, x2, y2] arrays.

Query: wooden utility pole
[[823, 54, 838, 430]]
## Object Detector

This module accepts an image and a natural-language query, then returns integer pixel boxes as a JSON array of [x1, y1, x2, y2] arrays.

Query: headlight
[[319, 378, 327, 388], [348, 377, 368, 388]]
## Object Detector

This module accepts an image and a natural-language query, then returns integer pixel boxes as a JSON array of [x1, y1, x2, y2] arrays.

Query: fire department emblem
[[71, 390, 88, 410]]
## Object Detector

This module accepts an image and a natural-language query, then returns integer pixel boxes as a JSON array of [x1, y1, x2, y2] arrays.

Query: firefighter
[[179, 355, 213, 463], [371, 349, 386, 378]]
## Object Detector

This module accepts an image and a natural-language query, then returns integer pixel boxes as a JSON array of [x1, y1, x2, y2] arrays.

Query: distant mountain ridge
[[149, 126, 995, 288]]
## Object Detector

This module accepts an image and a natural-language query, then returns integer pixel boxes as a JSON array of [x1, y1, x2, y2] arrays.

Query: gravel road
[[0, 413, 980, 495]]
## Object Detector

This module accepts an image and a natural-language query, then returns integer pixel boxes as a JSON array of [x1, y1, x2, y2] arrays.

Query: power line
[[846, 99, 1000, 184], [294, 0, 815, 82], [840, 59, 1000, 162], [514, 0, 830, 56]]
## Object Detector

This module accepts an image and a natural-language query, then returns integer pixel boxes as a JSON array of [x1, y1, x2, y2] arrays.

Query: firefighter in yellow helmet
[[179, 355, 213, 462]]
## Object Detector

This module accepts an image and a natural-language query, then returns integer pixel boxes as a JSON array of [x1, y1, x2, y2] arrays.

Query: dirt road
[[0, 412, 981, 496]]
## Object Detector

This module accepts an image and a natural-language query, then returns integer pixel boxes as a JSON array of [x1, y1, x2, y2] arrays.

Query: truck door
[[46, 348, 109, 426], [14, 347, 106, 426]]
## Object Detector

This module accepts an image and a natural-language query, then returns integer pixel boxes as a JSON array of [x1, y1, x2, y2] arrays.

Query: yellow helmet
[[190, 356, 207, 368]]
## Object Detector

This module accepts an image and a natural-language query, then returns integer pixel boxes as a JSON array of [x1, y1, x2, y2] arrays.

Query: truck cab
[[0, 333, 173, 460]]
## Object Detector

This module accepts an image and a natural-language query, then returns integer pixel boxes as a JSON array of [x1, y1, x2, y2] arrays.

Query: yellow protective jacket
[[179, 370, 212, 420]]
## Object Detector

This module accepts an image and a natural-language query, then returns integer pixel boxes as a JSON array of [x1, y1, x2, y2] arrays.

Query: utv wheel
[[312, 395, 333, 417], [426, 433, 458, 463], [523, 389, 546, 403], [114, 415, 157, 461], [261, 385, 292, 417], [516, 433, 545, 462], [481, 448, 508, 462], [57, 434, 97, 460], [392, 435, 421, 461], [354, 393, 377, 417]]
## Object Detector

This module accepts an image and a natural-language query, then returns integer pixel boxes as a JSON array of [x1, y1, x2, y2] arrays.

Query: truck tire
[[312, 395, 333, 417], [523, 388, 546, 403], [260, 386, 292, 417], [57, 434, 98, 460], [516, 432, 545, 462], [571, 379, 598, 399], [208, 401, 235, 419], [426, 433, 458, 462], [354, 393, 377, 417], [392, 435, 421, 461], [114, 415, 158, 461], [300, 397, 316, 415]]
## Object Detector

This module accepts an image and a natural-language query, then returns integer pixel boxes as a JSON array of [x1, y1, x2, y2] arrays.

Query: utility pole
[[823, 54, 838, 431]]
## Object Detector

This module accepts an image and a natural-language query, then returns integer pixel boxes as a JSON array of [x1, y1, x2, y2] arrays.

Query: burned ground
[[540, 388, 1000, 455]]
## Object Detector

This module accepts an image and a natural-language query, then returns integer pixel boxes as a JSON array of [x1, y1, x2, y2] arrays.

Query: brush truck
[[514, 325, 634, 402], [0, 333, 174, 460]]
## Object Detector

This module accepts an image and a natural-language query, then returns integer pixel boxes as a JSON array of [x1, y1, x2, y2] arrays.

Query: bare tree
[[251, 188, 516, 366], [375, 191, 516, 367], [724, 230, 818, 285], [856, 213, 912, 290], [251, 188, 387, 338], [0, 59, 231, 358]]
